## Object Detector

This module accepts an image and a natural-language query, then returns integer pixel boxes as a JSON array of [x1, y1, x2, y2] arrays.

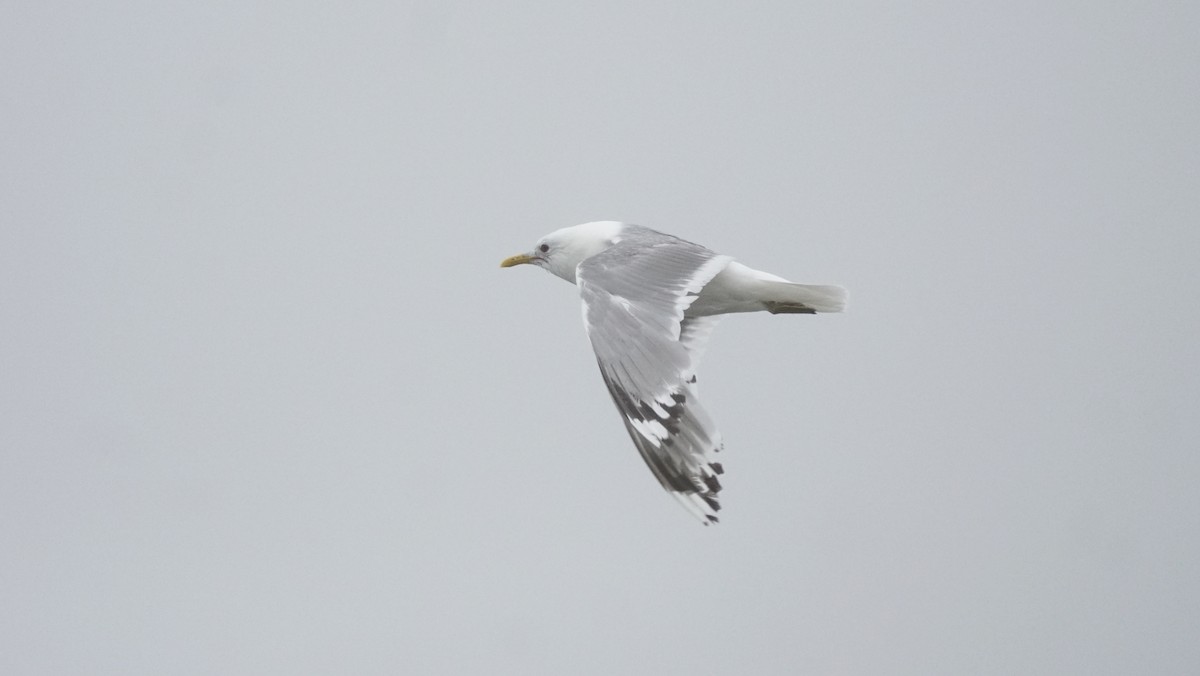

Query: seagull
[[501, 221, 846, 524]]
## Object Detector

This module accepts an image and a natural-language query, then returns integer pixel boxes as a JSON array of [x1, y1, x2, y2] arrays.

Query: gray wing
[[576, 229, 734, 524]]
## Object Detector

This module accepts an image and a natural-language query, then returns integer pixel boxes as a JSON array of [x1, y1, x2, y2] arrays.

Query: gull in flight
[[501, 221, 846, 524]]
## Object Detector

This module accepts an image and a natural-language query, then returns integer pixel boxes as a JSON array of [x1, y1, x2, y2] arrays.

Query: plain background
[[3, 2, 1198, 674]]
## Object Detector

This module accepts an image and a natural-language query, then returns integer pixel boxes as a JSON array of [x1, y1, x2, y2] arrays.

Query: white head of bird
[[499, 221, 625, 284]]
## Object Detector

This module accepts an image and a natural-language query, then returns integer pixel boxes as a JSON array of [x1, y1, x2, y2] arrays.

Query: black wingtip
[[703, 473, 722, 494]]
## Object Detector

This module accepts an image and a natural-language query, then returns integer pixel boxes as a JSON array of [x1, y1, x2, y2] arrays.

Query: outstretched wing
[[576, 228, 733, 524]]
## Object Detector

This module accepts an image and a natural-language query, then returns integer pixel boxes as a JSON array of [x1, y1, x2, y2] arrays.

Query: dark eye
[[539, 243, 549, 253]]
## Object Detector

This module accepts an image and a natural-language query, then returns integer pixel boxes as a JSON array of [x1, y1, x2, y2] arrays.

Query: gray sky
[[3, 2, 1198, 674]]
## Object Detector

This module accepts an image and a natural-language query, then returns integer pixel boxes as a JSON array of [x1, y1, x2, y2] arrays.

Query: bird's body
[[501, 221, 845, 524]]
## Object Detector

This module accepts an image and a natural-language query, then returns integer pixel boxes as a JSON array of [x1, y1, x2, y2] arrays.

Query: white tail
[[687, 262, 849, 317]]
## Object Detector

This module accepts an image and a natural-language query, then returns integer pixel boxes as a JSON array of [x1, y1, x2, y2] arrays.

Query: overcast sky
[[3, 2, 1198, 674]]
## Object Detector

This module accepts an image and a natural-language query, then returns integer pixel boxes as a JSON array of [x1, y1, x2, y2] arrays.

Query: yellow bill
[[500, 253, 536, 268]]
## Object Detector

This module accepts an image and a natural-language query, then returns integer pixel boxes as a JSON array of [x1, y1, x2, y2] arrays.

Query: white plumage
[[501, 221, 846, 524]]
